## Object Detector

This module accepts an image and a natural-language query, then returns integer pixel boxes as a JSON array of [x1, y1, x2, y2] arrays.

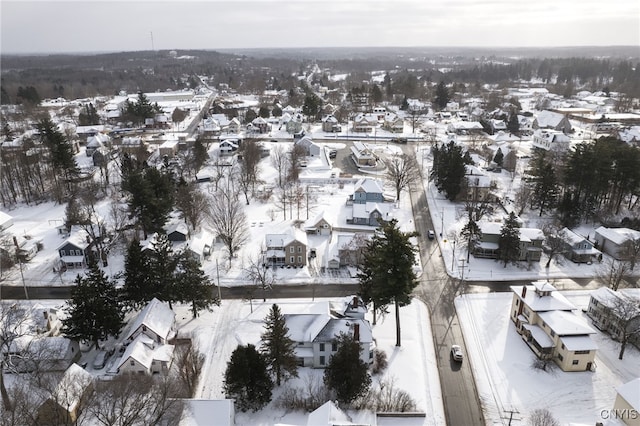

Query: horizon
[[2, 1, 639, 55]]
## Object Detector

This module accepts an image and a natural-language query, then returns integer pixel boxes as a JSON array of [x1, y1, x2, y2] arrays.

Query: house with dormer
[[283, 297, 373, 368], [352, 113, 378, 133], [510, 281, 597, 372], [264, 231, 307, 267], [383, 112, 404, 133]]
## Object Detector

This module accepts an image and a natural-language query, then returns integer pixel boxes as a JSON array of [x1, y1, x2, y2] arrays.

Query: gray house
[[594, 226, 640, 260]]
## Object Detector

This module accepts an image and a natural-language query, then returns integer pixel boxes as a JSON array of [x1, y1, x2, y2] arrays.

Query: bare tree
[[175, 181, 210, 232], [207, 182, 249, 260], [173, 340, 205, 398], [542, 222, 567, 268], [270, 145, 289, 189], [620, 238, 640, 271], [287, 143, 306, 183], [527, 408, 559, 426], [85, 374, 184, 426], [384, 153, 420, 202], [244, 250, 277, 302], [610, 296, 640, 360], [0, 303, 33, 410], [513, 183, 533, 216], [236, 139, 263, 204], [598, 258, 634, 291], [338, 233, 369, 267]]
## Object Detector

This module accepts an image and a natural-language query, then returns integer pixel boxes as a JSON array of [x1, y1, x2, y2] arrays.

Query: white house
[[613, 378, 640, 426], [123, 298, 176, 345], [531, 129, 571, 152], [594, 226, 640, 260]]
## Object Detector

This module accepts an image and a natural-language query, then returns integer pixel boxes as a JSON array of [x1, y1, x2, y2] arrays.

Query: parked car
[[451, 345, 463, 362], [428, 230, 435, 240], [329, 149, 337, 158], [93, 350, 109, 369]]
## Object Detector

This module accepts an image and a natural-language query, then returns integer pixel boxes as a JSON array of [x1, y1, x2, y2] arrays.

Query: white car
[[451, 345, 463, 362], [428, 230, 436, 240]]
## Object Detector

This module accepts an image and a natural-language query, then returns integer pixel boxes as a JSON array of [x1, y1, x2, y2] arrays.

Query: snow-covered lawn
[[177, 297, 445, 426], [456, 291, 640, 425]]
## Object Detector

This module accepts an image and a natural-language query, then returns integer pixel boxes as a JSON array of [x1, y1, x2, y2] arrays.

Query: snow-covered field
[[457, 291, 640, 425]]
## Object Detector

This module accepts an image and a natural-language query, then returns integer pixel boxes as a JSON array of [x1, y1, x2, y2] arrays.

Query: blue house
[[350, 178, 385, 204]]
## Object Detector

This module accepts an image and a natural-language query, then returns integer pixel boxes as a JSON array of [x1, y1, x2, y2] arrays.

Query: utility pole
[[215, 257, 222, 303], [150, 31, 155, 51]]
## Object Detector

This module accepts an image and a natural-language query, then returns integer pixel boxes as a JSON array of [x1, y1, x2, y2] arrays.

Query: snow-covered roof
[[561, 335, 598, 352], [124, 298, 175, 341], [354, 178, 384, 194], [522, 324, 554, 348], [8, 335, 73, 358], [265, 231, 306, 249], [0, 211, 13, 231], [182, 399, 235, 426], [307, 400, 353, 426], [352, 202, 393, 220], [538, 310, 596, 336], [590, 287, 622, 308], [511, 285, 576, 312], [52, 363, 93, 412], [559, 228, 590, 246], [284, 313, 331, 342], [117, 334, 174, 370], [595, 226, 640, 246], [617, 378, 640, 411], [535, 110, 566, 127], [314, 318, 372, 344]]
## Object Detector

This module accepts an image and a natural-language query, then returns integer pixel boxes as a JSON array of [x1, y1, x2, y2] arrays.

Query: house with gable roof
[[383, 112, 404, 133], [283, 299, 373, 368], [296, 135, 322, 157], [553, 227, 601, 264], [37, 363, 93, 425], [531, 129, 571, 152], [345, 178, 394, 226], [117, 298, 176, 375], [250, 116, 269, 133], [56, 227, 94, 270], [303, 211, 332, 236], [587, 287, 640, 348], [510, 281, 597, 372], [352, 113, 378, 132], [350, 141, 376, 166], [594, 226, 640, 260], [533, 110, 572, 134], [321, 114, 342, 133], [613, 378, 640, 426], [306, 400, 355, 426], [473, 221, 544, 262], [264, 231, 307, 267]]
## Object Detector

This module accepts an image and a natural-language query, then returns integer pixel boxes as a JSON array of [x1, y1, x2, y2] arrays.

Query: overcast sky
[[2, 0, 639, 54]]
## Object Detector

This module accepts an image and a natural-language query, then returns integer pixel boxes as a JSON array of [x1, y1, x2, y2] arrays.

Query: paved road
[[0, 283, 359, 301], [406, 174, 487, 426]]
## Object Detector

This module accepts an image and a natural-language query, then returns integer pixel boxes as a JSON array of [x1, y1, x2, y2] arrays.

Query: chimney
[[521, 286, 527, 298], [353, 323, 360, 342], [352, 296, 358, 308], [13, 236, 18, 247]]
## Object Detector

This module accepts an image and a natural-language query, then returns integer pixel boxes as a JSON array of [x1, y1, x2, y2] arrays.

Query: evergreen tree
[[224, 344, 273, 412], [62, 259, 124, 349], [302, 93, 322, 120], [175, 252, 219, 318], [124, 166, 175, 238], [358, 219, 418, 346], [37, 117, 79, 196], [498, 212, 521, 267], [430, 141, 473, 201], [148, 233, 179, 308], [400, 96, 409, 111], [192, 137, 208, 173], [260, 304, 298, 386], [460, 219, 481, 262], [258, 105, 270, 118], [507, 113, 520, 134], [532, 162, 559, 216], [493, 148, 504, 167], [323, 333, 371, 405], [122, 238, 153, 310], [272, 105, 282, 117], [244, 108, 257, 123], [434, 81, 450, 110], [370, 84, 383, 104]]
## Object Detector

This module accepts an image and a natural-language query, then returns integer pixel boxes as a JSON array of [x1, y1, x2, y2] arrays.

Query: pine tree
[[260, 304, 298, 386], [434, 81, 450, 110], [148, 233, 179, 308], [493, 148, 504, 167], [498, 212, 521, 267], [62, 259, 124, 349], [358, 219, 418, 346], [224, 344, 273, 412], [323, 333, 371, 404], [122, 238, 153, 310], [175, 252, 219, 318], [431, 141, 472, 201]]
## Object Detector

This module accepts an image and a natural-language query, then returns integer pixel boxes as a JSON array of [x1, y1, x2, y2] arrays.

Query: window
[[319, 343, 325, 351], [575, 350, 590, 355], [320, 356, 325, 365], [572, 360, 579, 365], [130, 360, 135, 366], [297, 246, 302, 253], [557, 354, 564, 361], [60, 250, 66, 256], [290, 247, 295, 253], [561, 343, 565, 350], [515, 299, 519, 306], [290, 256, 294, 263], [550, 330, 555, 337], [297, 256, 302, 263], [332, 342, 337, 352]]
